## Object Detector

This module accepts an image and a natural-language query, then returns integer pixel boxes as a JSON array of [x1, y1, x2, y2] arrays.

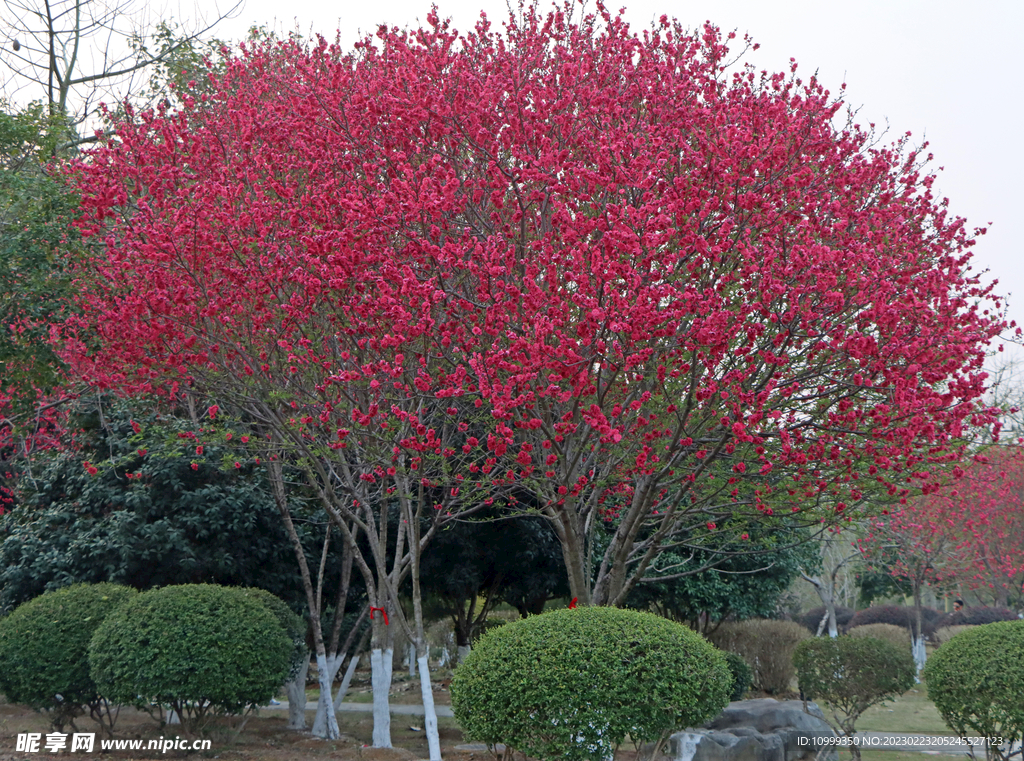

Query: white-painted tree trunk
[[912, 634, 927, 681], [285, 657, 311, 729], [417, 654, 442, 761], [311, 652, 341, 739], [371, 648, 393, 748], [311, 652, 345, 738], [334, 654, 360, 711], [456, 644, 471, 664]]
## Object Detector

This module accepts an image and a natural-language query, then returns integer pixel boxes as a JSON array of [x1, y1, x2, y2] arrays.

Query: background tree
[[625, 520, 817, 632], [0, 398, 347, 612], [419, 510, 568, 661], [0, 0, 239, 137]]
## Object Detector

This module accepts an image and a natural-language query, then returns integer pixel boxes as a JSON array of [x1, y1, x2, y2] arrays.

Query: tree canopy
[[63, 3, 1006, 608]]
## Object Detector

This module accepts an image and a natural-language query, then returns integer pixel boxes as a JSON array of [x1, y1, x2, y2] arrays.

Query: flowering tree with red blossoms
[[863, 446, 1024, 622], [64, 0, 1008, 684]]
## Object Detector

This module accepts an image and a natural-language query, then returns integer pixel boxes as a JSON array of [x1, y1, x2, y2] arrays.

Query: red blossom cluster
[[62, 3, 1007, 605]]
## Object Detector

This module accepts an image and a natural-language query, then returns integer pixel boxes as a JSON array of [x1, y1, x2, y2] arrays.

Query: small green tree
[[924, 621, 1024, 761], [450, 607, 732, 761], [794, 635, 916, 760], [0, 583, 136, 732]]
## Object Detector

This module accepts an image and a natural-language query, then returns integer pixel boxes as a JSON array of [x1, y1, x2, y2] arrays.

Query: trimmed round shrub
[[709, 619, 809, 694], [924, 621, 1024, 754], [798, 606, 855, 633], [238, 587, 307, 681], [0, 583, 137, 729], [847, 622, 912, 650], [845, 605, 941, 637], [941, 606, 1019, 627], [450, 607, 732, 761], [722, 651, 753, 701], [89, 584, 292, 730], [794, 635, 915, 755]]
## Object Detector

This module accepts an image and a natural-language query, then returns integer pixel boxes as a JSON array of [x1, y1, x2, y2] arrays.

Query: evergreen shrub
[[924, 621, 1024, 759], [450, 606, 731, 761], [0, 583, 136, 730], [794, 635, 915, 759], [238, 587, 307, 680], [88, 584, 291, 732], [722, 651, 753, 701]]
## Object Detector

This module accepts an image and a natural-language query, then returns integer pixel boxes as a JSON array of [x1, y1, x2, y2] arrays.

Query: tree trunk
[[912, 581, 926, 679], [417, 650, 442, 761], [334, 654, 360, 711], [457, 644, 471, 664], [311, 652, 345, 737], [285, 656, 310, 729], [370, 647, 393, 748], [268, 459, 340, 739]]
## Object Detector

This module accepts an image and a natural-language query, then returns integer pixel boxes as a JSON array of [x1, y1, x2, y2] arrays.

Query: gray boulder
[[666, 699, 838, 761]]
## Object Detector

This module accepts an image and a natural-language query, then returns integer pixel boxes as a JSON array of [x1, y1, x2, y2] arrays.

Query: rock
[[666, 699, 838, 761]]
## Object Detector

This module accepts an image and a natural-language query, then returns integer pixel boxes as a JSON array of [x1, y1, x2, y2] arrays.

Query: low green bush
[[238, 587, 307, 681], [0, 583, 137, 731], [450, 606, 732, 761], [708, 619, 809, 694], [722, 651, 752, 701], [794, 635, 915, 760], [924, 621, 1024, 761], [89, 584, 292, 733]]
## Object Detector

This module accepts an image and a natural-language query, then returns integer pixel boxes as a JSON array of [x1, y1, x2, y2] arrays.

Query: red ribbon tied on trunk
[[370, 606, 389, 625], [568, 597, 578, 609]]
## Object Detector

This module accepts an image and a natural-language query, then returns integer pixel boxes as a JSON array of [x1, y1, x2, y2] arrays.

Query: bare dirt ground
[[0, 668, 482, 760]]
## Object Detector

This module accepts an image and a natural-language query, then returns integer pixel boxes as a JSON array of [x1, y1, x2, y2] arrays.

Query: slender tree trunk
[[334, 654, 360, 711], [911, 582, 927, 679], [268, 460, 340, 740], [285, 656, 310, 730]]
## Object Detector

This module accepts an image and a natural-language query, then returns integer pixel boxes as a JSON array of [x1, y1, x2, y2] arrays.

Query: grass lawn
[[846, 685, 953, 735], [860, 752, 967, 761]]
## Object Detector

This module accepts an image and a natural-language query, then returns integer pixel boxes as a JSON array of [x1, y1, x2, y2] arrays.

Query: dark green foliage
[[450, 607, 732, 761], [89, 584, 292, 732], [0, 402, 325, 612], [856, 569, 913, 607], [722, 651, 752, 701], [924, 621, 1024, 760], [625, 522, 819, 631], [0, 583, 136, 729], [419, 512, 568, 644], [798, 606, 856, 633], [0, 102, 78, 411], [794, 635, 916, 758], [238, 587, 307, 681]]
